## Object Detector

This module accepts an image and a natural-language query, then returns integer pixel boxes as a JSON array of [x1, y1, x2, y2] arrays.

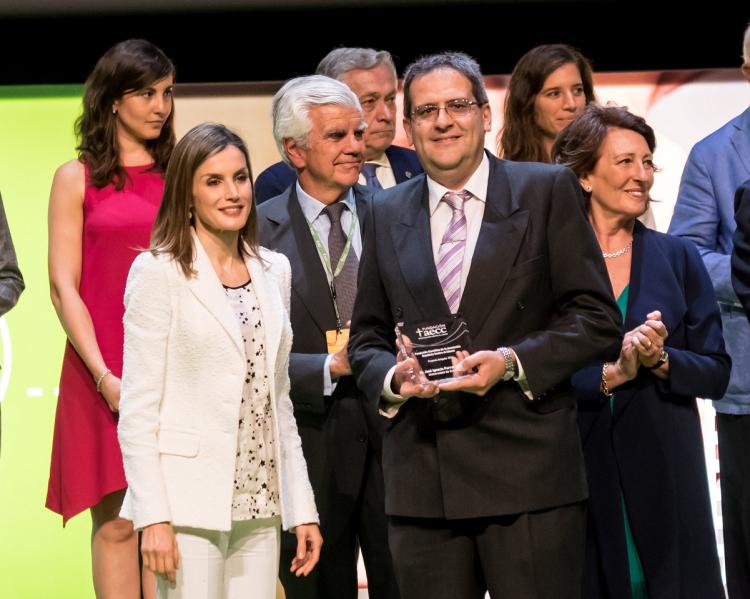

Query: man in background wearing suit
[[669, 23, 750, 598], [255, 47, 422, 203], [348, 52, 621, 599], [256, 75, 399, 599]]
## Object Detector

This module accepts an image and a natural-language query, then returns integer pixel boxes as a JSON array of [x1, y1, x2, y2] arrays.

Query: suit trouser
[[158, 516, 280, 599], [718, 412, 750, 599], [387, 502, 585, 599], [280, 447, 399, 599]]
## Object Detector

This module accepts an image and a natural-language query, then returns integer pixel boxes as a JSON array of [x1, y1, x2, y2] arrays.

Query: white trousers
[[158, 516, 281, 599]]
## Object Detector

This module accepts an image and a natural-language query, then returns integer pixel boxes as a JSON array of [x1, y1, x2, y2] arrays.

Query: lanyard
[[306, 201, 358, 330]]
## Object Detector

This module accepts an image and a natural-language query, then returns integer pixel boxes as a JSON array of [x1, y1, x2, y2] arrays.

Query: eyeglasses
[[410, 98, 482, 123]]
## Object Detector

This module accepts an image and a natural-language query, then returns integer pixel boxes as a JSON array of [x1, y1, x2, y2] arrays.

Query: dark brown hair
[[499, 44, 595, 163], [150, 123, 260, 277], [551, 104, 656, 196], [402, 52, 488, 120], [76, 39, 175, 189]]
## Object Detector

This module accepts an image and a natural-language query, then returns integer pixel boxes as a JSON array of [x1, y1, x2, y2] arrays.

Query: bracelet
[[95, 368, 112, 393], [646, 350, 669, 370], [498, 347, 516, 381], [600, 362, 614, 397]]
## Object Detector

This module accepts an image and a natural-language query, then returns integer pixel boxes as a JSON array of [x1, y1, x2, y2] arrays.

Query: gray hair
[[402, 52, 489, 119], [316, 47, 397, 81], [271, 74, 363, 167], [744, 22, 750, 63]]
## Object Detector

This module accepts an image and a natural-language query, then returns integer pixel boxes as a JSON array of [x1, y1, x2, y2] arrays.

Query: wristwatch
[[646, 349, 669, 370], [498, 347, 517, 381]]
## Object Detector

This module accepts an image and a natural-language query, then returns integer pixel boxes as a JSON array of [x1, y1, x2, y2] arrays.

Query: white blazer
[[118, 235, 318, 532]]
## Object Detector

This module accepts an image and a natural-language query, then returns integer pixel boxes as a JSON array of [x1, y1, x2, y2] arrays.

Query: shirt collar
[[428, 153, 489, 215], [295, 181, 356, 223], [366, 152, 391, 169]]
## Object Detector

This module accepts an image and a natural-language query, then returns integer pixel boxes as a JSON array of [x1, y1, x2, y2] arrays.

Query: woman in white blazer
[[118, 123, 322, 598]]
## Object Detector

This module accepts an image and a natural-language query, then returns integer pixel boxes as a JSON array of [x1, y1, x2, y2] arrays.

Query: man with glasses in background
[[254, 47, 422, 204], [348, 52, 620, 599]]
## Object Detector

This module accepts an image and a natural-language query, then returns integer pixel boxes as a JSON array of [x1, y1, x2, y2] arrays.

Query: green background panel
[[0, 86, 96, 598]]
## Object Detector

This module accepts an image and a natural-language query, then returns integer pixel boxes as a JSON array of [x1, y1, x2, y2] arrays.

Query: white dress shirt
[[357, 152, 396, 189]]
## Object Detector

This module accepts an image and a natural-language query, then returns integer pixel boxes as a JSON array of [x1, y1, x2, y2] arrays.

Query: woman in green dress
[[553, 104, 729, 599]]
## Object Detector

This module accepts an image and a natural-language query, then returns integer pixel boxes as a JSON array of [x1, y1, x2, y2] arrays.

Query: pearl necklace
[[602, 240, 633, 259]]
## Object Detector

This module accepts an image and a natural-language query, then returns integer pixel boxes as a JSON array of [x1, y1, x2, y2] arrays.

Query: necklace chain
[[602, 240, 633, 259]]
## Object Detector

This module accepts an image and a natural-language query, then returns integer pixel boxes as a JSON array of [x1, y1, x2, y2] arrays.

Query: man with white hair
[[256, 75, 399, 599], [254, 47, 422, 204], [669, 23, 750, 598]]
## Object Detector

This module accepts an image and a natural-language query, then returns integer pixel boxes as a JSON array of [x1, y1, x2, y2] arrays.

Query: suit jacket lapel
[[246, 253, 281, 381], [353, 184, 371, 231], [385, 146, 407, 183], [460, 155, 529, 336], [612, 223, 684, 422], [731, 107, 750, 179], [186, 233, 244, 356], [391, 178, 448, 320], [612, 223, 651, 422], [267, 186, 337, 334]]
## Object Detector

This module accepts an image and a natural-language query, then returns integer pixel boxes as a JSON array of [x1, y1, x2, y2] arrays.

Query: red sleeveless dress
[[46, 164, 163, 523]]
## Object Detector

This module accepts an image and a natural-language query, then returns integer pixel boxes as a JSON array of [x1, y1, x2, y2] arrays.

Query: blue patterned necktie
[[361, 163, 383, 190]]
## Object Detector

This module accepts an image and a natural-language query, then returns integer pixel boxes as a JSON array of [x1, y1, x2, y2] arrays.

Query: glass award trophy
[[396, 315, 473, 384]]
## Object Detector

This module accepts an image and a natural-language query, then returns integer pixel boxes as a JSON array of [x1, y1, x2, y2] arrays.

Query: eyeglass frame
[[409, 98, 484, 123]]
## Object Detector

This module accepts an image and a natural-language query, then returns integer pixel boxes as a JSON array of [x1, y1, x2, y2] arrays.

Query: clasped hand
[[616, 310, 668, 381]]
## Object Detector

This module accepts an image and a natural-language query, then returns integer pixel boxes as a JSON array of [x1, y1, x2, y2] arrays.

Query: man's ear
[[283, 138, 306, 170], [482, 103, 492, 133], [403, 117, 414, 147], [742, 62, 750, 84]]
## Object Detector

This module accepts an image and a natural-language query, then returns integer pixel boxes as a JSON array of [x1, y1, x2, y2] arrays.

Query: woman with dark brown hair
[[46, 39, 175, 597], [500, 43, 595, 163], [118, 123, 321, 597], [553, 104, 728, 599]]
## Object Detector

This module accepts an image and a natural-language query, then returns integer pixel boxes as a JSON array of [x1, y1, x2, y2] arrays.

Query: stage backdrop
[[0, 69, 746, 598]]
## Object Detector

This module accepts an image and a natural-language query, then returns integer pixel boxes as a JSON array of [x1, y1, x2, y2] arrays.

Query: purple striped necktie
[[437, 190, 472, 313]]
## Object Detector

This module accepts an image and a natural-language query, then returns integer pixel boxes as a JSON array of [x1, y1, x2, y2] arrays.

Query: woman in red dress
[[46, 39, 175, 598]]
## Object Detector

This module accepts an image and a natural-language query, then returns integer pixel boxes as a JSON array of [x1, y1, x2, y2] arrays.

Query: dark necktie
[[361, 163, 383, 190], [322, 202, 359, 324]]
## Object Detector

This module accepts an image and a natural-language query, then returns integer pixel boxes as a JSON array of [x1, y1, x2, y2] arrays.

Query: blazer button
[[357, 435, 367, 443], [516, 301, 526, 311]]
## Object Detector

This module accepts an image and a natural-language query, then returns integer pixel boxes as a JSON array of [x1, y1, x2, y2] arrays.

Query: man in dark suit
[[256, 75, 399, 599], [348, 52, 621, 599], [255, 47, 422, 204]]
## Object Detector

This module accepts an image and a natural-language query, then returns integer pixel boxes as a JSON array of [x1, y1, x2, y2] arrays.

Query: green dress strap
[[612, 285, 648, 598]]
